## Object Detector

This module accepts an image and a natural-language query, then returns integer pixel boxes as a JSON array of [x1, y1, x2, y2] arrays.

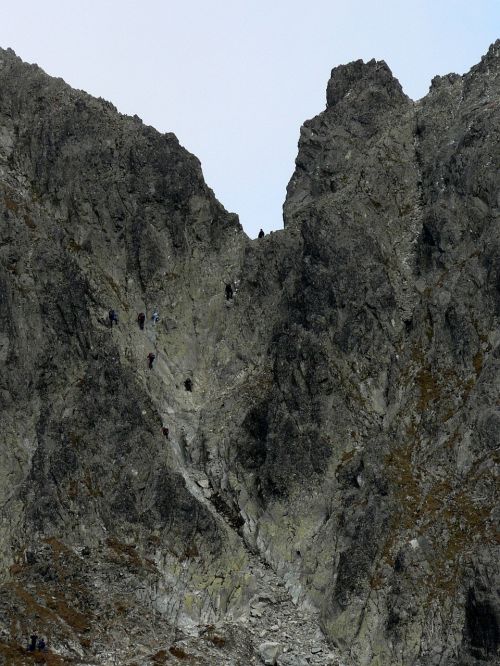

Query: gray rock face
[[259, 641, 282, 665], [0, 42, 499, 665]]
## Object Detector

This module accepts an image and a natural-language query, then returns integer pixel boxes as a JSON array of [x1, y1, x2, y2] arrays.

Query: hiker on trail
[[137, 312, 146, 330], [37, 638, 46, 651], [147, 352, 156, 369], [258, 229, 265, 239], [108, 309, 118, 326], [152, 309, 160, 324], [28, 635, 37, 652], [184, 378, 192, 392], [225, 283, 233, 300], [162, 426, 169, 439]]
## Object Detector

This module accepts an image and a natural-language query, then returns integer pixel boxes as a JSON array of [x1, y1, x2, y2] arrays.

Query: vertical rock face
[[0, 43, 499, 665], [0, 46, 250, 664]]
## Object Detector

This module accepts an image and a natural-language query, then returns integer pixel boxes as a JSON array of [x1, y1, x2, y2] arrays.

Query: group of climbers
[[136, 308, 160, 330], [109, 308, 160, 368], [111, 309, 159, 331], [27, 233, 269, 658], [112, 267, 249, 333], [107, 305, 195, 443], [28, 635, 46, 653]]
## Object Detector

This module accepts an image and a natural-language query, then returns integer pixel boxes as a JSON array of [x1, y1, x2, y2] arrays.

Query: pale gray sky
[[1, 1, 499, 237]]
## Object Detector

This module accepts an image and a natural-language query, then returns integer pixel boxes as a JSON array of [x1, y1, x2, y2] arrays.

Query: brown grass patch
[[169, 645, 189, 659], [106, 538, 142, 568], [38, 590, 90, 633], [151, 649, 169, 663], [369, 572, 384, 590], [4, 195, 19, 213], [23, 214, 37, 229], [10, 585, 59, 624], [67, 240, 83, 253], [473, 351, 483, 377], [82, 470, 102, 498], [44, 538, 73, 559], [415, 366, 440, 412]]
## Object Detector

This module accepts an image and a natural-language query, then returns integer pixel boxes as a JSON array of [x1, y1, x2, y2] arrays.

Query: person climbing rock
[[162, 426, 169, 438], [28, 635, 37, 652], [147, 352, 156, 369], [184, 378, 192, 392], [152, 309, 160, 324], [137, 312, 146, 330], [225, 283, 233, 300], [108, 309, 118, 326], [258, 229, 265, 239]]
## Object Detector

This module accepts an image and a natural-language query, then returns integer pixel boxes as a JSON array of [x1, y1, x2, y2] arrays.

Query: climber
[[147, 352, 156, 369], [184, 378, 192, 392], [258, 229, 264, 239], [28, 635, 37, 652], [162, 426, 169, 438], [37, 638, 46, 652], [225, 283, 233, 300], [152, 309, 160, 324], [137, 312, 146, 330], [108, 309, 118, 326]]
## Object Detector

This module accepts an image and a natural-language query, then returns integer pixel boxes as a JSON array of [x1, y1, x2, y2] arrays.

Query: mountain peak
[[326, 58, 408, 108]]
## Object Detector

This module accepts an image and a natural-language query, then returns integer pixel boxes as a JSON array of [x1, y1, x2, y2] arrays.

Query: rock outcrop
[[0, 42, 498, 665]]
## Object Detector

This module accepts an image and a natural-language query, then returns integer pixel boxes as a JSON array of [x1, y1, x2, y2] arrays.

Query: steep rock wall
[[0, 43, 499, 665]]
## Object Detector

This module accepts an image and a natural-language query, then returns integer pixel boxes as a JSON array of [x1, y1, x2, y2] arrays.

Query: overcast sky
[[1, 1, 499, 237]]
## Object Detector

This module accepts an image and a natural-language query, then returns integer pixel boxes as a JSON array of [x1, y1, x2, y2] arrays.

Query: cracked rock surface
[[0, 42, 499, 665]]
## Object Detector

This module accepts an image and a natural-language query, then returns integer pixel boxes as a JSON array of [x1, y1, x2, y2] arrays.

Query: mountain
[[0, 42, 498, 665]]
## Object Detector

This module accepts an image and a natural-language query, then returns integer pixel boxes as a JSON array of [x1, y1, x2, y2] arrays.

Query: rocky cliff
[[0, 43, 498, 665]]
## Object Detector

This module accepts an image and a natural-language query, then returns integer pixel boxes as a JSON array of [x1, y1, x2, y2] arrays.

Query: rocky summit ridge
[[0, 42, 499, 665]]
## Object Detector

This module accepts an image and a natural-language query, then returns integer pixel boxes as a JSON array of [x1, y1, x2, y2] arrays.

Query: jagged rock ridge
[[0, 43, 499, 665]]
